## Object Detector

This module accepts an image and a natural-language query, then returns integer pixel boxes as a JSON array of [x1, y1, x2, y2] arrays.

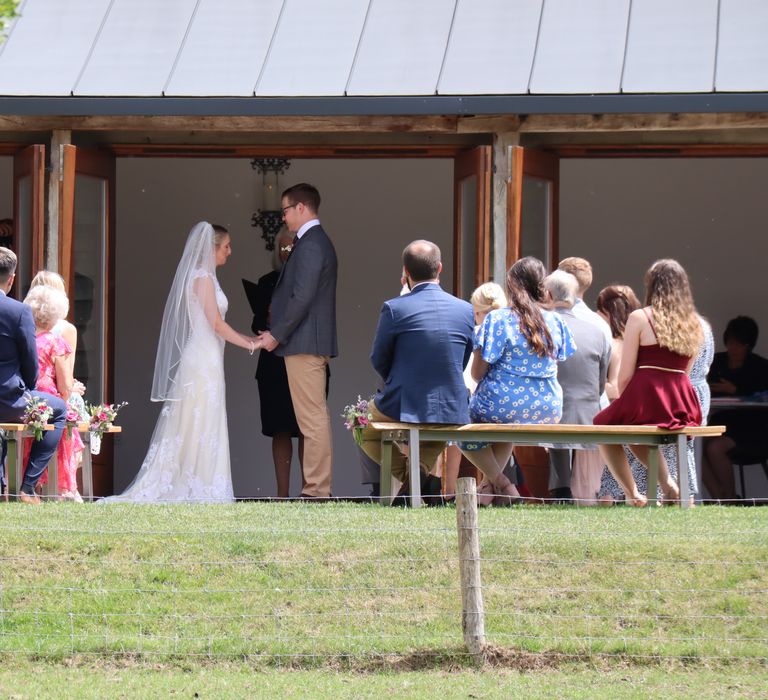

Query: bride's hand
[[246, 336, 261, 355]]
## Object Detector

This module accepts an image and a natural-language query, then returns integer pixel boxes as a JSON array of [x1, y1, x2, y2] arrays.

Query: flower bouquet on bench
[[85, 401, 128, 454]]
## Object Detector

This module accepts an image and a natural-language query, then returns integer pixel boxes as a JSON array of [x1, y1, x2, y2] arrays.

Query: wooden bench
[[1, 422, 121, 501], [371, 422, 726, 509]]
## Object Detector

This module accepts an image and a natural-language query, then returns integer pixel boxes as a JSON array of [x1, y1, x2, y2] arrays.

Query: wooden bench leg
[[409, 427, 421, 509], [678, 434, 691, 509], [646, 446, 659, 504], [4, 432, 18, 499], [81, 432, 93, 502], [380, 437, 393, 506]]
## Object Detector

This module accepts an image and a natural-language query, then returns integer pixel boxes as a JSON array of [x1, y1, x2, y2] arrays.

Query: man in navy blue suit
[[360, 240, 474, 489], [0, 248, 66, 504]]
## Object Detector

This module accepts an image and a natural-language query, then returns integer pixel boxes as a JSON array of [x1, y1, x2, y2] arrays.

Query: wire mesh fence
[[0, 487, 765, 669]]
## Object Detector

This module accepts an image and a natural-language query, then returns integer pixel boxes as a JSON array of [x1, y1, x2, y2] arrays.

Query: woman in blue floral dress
[[461, 257, 576, 501]]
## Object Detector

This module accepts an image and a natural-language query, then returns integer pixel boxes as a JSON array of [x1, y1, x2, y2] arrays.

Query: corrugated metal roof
[[1, 0, 767, 99]]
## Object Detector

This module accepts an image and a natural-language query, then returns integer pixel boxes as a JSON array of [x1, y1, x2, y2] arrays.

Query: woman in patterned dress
[[22, 285, 84, 500], [460, 257, 576, 502]]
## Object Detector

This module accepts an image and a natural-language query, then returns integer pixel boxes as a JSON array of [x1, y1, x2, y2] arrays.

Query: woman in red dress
[[593, 259, 702, 506]]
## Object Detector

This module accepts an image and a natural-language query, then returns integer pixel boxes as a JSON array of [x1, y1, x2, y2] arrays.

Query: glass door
[[12, 144, 45, 298], [59, 145, 116, 495], [507, 146, 559, 270], [453, 146, 492, 299]]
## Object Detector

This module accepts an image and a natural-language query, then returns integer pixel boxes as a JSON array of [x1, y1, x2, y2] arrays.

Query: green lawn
[[0, 501, 765, 696]]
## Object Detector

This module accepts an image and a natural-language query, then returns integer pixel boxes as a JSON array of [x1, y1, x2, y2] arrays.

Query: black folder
[[241, 278, 261, 315]]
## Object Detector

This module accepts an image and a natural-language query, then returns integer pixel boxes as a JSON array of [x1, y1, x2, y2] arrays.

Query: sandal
[[492, 474, 522, 506]]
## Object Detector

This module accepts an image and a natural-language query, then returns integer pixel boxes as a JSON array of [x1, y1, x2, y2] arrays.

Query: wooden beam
[[107, 143, 466, 158], [518, 112, 768, 133], [457, 115, 521, 133], [0, 115, 459, 133]]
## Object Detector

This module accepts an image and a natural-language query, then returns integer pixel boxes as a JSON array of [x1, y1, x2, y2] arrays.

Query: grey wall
[[115, 157, 453, 497], [560, 158, 768, 357]]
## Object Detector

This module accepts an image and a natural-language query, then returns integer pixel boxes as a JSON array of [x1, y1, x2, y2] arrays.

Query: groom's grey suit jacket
[[270, 223, 338, 358]]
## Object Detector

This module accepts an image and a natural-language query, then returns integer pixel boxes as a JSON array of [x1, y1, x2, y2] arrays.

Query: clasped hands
[[244, 330, 279, 355]]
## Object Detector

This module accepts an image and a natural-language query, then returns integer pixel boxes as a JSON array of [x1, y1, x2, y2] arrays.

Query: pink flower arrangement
[[22, 394, 52, 441], [341, 395, 373, 446], [65, 406, 82, 439], [86, 401, 128, 438]]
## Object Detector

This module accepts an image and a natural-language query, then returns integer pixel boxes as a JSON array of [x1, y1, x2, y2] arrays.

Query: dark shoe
[[550, 487, 573, 505], [298, 493, 332, 503]]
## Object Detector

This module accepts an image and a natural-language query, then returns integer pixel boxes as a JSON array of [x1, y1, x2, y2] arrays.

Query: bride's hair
[[211, 224, 228, 246]]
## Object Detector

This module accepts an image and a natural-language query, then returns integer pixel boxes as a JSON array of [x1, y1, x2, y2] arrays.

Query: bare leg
[[460, 445, 520, 501], [272, 433, 293, 498], [702, 436, 738, 500], [628, 444, 679, 503], [597, 444, 646, 506]]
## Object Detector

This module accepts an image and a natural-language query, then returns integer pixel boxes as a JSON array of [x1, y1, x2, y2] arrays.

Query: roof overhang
[[2, 93, 768, 118]]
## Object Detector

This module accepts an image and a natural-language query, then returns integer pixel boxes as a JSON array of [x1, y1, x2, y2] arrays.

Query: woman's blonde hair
[[30, 270, 66, 293], [644, 259, 702, 356], [24, 285, 69, 331], [470, 282, 507, 314]]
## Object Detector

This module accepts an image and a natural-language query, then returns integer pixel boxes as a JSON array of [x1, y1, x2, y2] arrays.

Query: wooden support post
[[491, 131, 519, 285], [46, 129, 71, 270], [455, 477, 486, 661]]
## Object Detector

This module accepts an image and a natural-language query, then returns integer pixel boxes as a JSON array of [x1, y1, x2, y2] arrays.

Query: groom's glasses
[[281, 203, 298, 216]]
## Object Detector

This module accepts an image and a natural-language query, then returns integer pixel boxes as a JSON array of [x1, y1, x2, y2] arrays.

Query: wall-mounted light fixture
[[251, 157, 291, 250]]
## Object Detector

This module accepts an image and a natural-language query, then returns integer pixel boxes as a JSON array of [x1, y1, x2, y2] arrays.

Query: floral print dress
[[24, 331, 84, 492], [462, 307, 576, 450]]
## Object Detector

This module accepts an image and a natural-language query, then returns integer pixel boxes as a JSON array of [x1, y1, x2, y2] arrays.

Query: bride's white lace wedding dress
[[105, 225, 235, 503]]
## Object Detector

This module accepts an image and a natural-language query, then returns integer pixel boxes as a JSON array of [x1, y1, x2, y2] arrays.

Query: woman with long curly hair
[[594, 259, 703, 506], [460, 257, 575, 503]]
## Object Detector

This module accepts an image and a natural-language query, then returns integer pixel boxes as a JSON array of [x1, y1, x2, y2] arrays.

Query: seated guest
[[0, 248, 66, 504], [460, 257, 576, 502], [596, 285, 641, 402], [544, 271, 610, 503], [457, 282, 508, 505], [358, 240, 474, 501], [598, 294, 713, 505], [704, 316, 768, 500], [557, 257, 612, 353], [594, 260, 703, 506], [23, 284, 85, 501]]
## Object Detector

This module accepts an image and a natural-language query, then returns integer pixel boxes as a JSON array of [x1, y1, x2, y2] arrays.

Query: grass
[[0, 500, 765, 696]]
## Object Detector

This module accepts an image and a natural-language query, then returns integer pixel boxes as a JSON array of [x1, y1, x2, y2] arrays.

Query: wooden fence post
[[456, 477, 486, 661]]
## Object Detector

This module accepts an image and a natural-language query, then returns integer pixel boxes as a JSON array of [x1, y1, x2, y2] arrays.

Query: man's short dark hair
[[0, 247, 17, 285], [724, 316, 759, 349], [282, 183, 321, 213], [403, 240, 441, 283]]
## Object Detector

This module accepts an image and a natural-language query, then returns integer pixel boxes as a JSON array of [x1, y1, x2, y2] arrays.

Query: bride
[[105, 222, 258, 503]]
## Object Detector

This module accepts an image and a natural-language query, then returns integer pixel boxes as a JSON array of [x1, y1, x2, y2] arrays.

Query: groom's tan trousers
[[284, 354, 332, 497]]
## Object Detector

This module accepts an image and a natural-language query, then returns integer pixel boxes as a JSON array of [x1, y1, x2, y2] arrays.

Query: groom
[[257, 184, 338, 499], [0, 247, 66, 503]]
